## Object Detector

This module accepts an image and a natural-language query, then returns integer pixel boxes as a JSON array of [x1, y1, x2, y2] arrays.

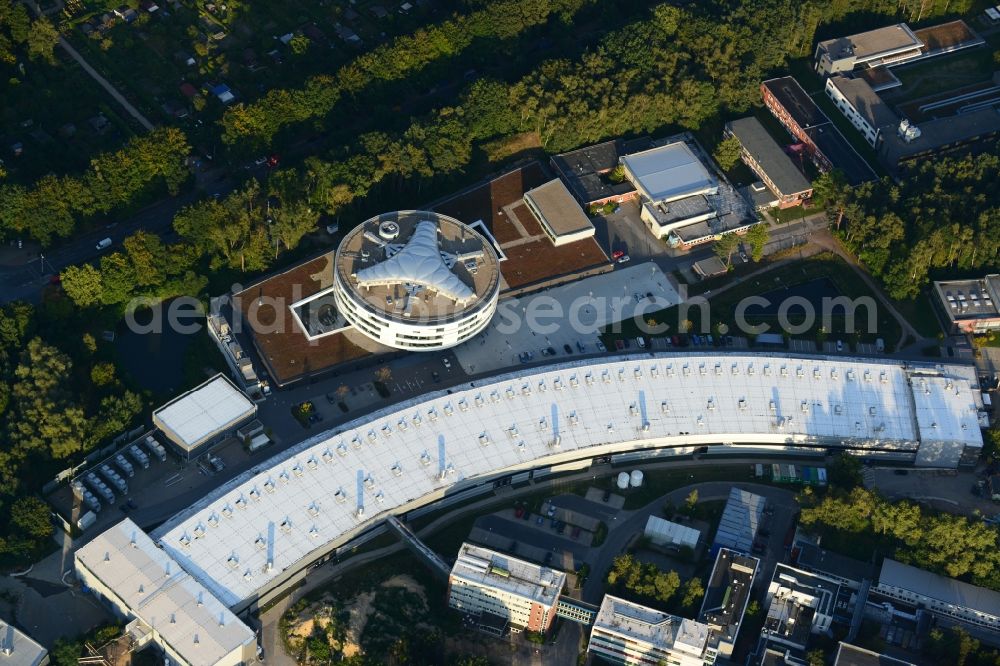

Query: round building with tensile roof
[[333, 210, 501, 350]]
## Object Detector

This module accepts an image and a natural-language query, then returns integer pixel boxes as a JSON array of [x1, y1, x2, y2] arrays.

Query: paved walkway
[[55, 36, 154, 131]]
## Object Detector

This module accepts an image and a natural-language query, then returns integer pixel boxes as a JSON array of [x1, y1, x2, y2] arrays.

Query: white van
[[95, 237, 112, 250]]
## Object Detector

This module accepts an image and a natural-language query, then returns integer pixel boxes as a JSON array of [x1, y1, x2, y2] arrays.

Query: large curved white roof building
[[333, 211, 501, 350], [149, 353, 985, 612]]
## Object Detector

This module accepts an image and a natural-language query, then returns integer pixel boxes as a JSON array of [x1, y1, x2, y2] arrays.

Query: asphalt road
[[0, 167, 246, 304]]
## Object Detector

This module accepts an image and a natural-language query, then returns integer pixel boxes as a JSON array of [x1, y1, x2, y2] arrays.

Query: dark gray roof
[[762, 77, 829, 129], [834, 642, 915, 666], [803, 125, 877, 185], [879, 107, 1000, 170], [828, 76, 899, 129], [795, 543, 876, 584], [551, 137, 651, 203], [727, 117, 812, 196]]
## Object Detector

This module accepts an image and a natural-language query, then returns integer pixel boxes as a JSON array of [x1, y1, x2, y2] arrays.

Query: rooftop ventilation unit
[[391, 463, 403, 476], [334, 488, 347, 503]]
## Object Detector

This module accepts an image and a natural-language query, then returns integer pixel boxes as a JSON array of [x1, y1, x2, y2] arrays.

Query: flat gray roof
[[621, 141, 717, 203], [828, 76, 900, 129], [817, 23, 922, 62], [0, 622, 47, 666], [878, 558, 1000, 618], [523, 179, 595, 237], [727, 117, 812, 196], [934, 275, 1000, 322], [834, 642, 915, 666]]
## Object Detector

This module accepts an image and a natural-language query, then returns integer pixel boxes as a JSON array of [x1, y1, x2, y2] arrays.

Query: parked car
[[536, 516, 544, 526], [602, 489, 611, 502], [442, 357, 451, 369], [95, 237, 112, 250], [563, 343, 573, 354], [671, 335, 680, 346], [617, 254, 631, 264], [614, 339, 625, 351], [836, 339, 844, 352], [514, 506, 524, 518], [596, 340, 607, 352], [571, 526, 581, 539], [431, 371, 440, 383], [522, 511, 531, 521], [546, 346, 556, 356], [635, 336, 646, 348], [611, 249, 624, 260], [576, 341, 586, 353]]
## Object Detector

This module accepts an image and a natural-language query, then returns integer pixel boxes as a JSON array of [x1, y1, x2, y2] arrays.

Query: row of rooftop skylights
[[171, 359, 962, 570]]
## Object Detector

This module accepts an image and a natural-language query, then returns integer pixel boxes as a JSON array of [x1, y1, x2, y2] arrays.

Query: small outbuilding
[[152, 374, 256, 459]]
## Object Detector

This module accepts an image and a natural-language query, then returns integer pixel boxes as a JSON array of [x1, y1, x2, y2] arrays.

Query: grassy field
[[892, 291, 944, 339], [605, 252, 903, 348], [890, 48, 996, 103]]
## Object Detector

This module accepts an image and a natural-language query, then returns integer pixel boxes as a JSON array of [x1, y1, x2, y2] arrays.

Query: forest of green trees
[[0, 300, 144, 564], [800, 487, 1000, 590], [814, 154, 1000, 300]]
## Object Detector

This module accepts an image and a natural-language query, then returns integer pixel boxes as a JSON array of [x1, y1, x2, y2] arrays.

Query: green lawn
[[890, 48, 996, 102], [892, 292, 944, 339]]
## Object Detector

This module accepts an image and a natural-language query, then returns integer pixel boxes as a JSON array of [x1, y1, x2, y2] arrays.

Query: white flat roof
[[621, 142, 717, 203], [451, 542, 566, 606], [152, 375, 255, 451], [592, 594, 709, 656], [75, 519, 255, 666], [0, 622, 46, 666], [151, 355, 982, 607]]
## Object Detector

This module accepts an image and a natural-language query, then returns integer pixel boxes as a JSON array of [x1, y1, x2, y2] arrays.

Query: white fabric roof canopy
[[354, 220, 475, 304]]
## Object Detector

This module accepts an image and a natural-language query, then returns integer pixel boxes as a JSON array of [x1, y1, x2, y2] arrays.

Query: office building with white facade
[[874, 558, 1000, 633], [588, 595, 716, 665], [74, 519, 256, 666], [447, 543, 566, 634], [824, 76, 899, 148], [333, 210, 501, 351]]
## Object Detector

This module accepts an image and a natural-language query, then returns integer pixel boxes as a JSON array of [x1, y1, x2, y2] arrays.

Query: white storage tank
[[630, 470, 644, 488], [616, 472, 630, 490]]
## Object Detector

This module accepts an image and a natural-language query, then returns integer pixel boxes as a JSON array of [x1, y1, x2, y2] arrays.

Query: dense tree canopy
[[0, 302, 143, 565], [820, 154, 1000, 299], [800, 487, 1000, 588], [0, 128, 190, 245]]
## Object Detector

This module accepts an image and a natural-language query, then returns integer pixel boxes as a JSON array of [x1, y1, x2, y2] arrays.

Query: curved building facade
[[149, 353, 985, 612], [333, 211, 501, 350]]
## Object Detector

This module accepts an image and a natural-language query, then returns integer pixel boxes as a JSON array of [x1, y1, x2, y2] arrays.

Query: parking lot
[[453, 262, 680, 374]]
